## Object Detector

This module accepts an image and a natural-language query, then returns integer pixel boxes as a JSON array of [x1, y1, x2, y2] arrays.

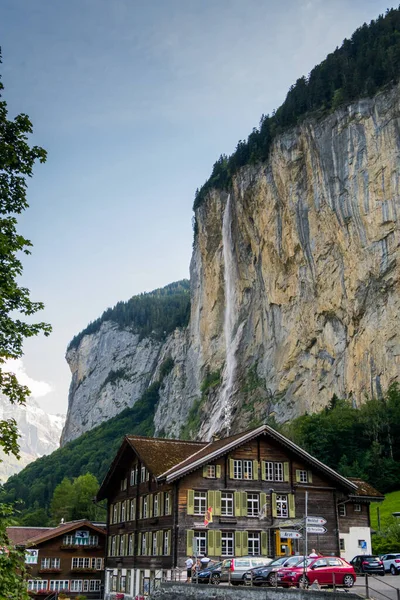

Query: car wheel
[[380, 571, 385, 577], [298, 576, 309, 588], [267, 573, 277, 586], [390, 565, 398, 575], [343, 575, 355, 588], [211, 574, 220, 585]]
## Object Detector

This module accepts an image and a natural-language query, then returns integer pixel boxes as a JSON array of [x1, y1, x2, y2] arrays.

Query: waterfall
[[221, 194, 237, 434]]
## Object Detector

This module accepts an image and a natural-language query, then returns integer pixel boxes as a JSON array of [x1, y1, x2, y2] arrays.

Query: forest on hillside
[[193, 6, 400, 213], [68, 279, 190, 351]]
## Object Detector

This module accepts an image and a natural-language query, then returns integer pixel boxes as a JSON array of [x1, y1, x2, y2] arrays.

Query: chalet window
[[274, 462, 283, 481], [339, 538, 345, 550], [143, 495, 149, 518], [354, 504, 361, 512], [113, 504, 118, 523], [131, 467, 138, 485], [71, 581, 83, 592], [90, 580, 101, 592], [111, 536, 116, 556], [276, 494, 288, 518], [206, 465, 215, 478], [152, 532, 158, 555], [28, 581, 47, 592], [163, 530, 170, 555], [153, 494, 159, 517], [121, 477, 127, 491], [72, 557, 91, 569], [221, 492, 234, 516], [194, 531, 207, 555], [64, 534, 75, 545], [164, 492, 170, 515], [194, 491, 207, 515], [120, 535, 125, 556], [247, 493, 259, 517], [264, 461, 274, 480], [248, 532, 260, 556], [141, 533, 147, 555], [222, 532, 234, 556], [89, 535, 98, 546], [41, 557, 60, 569], [338, 504, 346, 517], [141, 466, 147, 482], [243, 460, 253, 479], [128, 533, 134, 555], [297, 470, 308, 483], [233, 460, 242, 479], [130, 498, 136, 520], [121, 501, 126, 522], [50, 581, 69, 591]]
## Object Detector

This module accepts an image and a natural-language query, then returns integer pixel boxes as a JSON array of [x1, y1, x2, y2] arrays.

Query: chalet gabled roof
[[7, 527, 53, 546], [159, 425, 358, 492], [347, 477, 384, 501], [97, 436, 205, 500], [21, 519, 106, 548]]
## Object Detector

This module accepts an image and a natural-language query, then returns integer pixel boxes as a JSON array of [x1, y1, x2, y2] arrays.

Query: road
[[354, 574, 400, 600]]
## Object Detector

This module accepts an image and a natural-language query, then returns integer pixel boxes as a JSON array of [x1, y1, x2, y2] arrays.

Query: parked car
[[197, 556, 272, 585], [350, 555, 385, 576], [244, 556, 306, 586], [380, 553, 400, 575], [276, 556, 356, 588]]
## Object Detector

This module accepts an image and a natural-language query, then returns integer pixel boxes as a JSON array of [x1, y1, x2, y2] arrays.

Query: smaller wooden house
[[96, 424, 383, 599]]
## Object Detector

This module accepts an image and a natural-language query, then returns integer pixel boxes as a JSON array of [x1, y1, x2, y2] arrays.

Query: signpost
[[306, 526, 327, 534], [280, 531, 302, 539], [306, 517, 327, 526]]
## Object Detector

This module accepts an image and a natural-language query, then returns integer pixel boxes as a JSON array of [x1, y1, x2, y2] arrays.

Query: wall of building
[[339, 526, 372, 563]]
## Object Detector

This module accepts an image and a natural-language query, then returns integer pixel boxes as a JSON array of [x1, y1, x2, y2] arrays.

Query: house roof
[[160, 425, 358, 492], [347, 478, 384, 501], [7, 527, 53, 546], [21, 520, 106, 547], [97, 436, 205, 500]]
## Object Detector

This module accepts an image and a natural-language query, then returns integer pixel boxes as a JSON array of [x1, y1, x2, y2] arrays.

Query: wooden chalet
[[13, 519, 106, 598], [96, 424, 383, 599]]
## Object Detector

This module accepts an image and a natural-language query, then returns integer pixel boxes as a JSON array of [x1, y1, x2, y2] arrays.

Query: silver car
[[219, 556, 273, 584], [244, 555, 305, 586]]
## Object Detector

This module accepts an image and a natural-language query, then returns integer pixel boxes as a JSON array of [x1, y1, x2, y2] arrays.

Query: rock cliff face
[[62, 85, 400, 445]]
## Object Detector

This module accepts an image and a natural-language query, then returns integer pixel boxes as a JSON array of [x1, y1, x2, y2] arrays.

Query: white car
[[380, 553, 400, 575]]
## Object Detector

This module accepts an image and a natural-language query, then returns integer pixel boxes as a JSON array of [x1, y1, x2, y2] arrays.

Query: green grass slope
[[370, 490, 400, 529]]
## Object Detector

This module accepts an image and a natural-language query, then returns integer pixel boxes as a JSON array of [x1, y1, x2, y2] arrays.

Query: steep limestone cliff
[[62, 85, 400, 445]]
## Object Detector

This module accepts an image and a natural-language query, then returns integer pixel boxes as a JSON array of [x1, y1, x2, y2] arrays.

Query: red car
[[276, 556, 356, 588]]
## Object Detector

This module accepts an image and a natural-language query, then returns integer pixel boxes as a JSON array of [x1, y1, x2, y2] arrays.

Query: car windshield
[[270, 557, 291, 567], [290, 558, 313, 568], [202, 561, 222, 570]]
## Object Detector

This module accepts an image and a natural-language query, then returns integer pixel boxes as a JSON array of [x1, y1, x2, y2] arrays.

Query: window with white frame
[[90, 580, 101, 592], [72, 557, 92, 569], [206, 464, 216, 478], [153, 494, 159, 517], [194, 531, 207, 555], [41, 557, 60, 569], [248, 532, 260, 556], [247, 493, 259, 517], [265, 462, 274, 481], [119, 536, 125, 556], [141, 533, 147, 555], [163, 530, 169, 555], [49, 581, 69, 591], [131, 467, 138, 485], [233, 460, 243, 479], [243, 460, 253, 479], [221, 492, 234, 516], [141, 466, 147, 482], [89, 535, 98, 546], [274, 462, 283, 481], [28, 581, 47, 592], [298, 470, 308, 483], [221, 532, 234, 556], [71, 581, 83, 592], [164, 492, 170, 515], [194, 491, 207, 515], [63, 534, 75, 545], [121, 502, 126, 522], [143, 495, 149, 518], [354, 504, 361, 512], [130, 498, 136, 520], [128, 533, 134, 555], [113, 504, 118, 523], [152, 532, 158, 555], [338, 504, 346, 517], [276, 494, 288, 518], [121, 477, 127, 491]]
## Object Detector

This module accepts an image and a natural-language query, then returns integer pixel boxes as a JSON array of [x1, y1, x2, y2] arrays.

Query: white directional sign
[[306, 526, 327, 534], [280, 531, 302, 539], [306, 516, 327, 526]]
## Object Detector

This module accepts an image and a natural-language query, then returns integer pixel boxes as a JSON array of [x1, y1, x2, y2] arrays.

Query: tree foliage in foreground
[[193, 7, 400, 213], [0, 504, 30, 600]]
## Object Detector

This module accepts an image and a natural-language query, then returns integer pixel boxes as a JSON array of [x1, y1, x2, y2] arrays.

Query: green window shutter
[[241, 531, 248, 556], [216, 465, 221, 478], [260, 492, 266, 513], [208, 490, 215, 512], [229, 458, 234, 479], [208, 530, 215, 555], [203, 466, 208, 477], [167, 530, 171, 555], [124, 534, 128, 556], [139, 497, 143, 519], [283, 462, 290, 482], [157, 530, 163, 556], [109, 504, 113, 524], [214, 491, 221, 516], [272, 493, 277, 518], [241, 492, 247, 517], [147, 532, 151, 556], [186, 530, 194, 556], [261, 461, 266, 481], [108, 536, 112, 556], [289, 494, 295, 518], [149, 494, 153, 518], [116, 535, 120, 555], [261, 531, 268, 556], [253, 460, 259, 480], [295, 469, 300, 482], [308, 470, 313, 483], [234, 531, 242, 557], [117, 502, 121, 522], [234, 492, 241, 517], [187, 490, 194, 515], [215, 530, 222, 556]]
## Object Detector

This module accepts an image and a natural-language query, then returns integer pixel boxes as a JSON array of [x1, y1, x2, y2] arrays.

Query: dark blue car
[[195, 561, 223, 584]]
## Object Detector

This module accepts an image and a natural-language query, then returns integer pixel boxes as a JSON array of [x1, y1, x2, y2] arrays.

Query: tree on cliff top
[[0, 49, 50, 460]]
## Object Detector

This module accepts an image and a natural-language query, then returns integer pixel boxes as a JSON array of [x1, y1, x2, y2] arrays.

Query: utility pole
[[303, 491, 308, 587]]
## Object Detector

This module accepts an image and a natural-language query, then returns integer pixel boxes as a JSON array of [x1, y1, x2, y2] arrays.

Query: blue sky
[[0, 0, 396, 414]]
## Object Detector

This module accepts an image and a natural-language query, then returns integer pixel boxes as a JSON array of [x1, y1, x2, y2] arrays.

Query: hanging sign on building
[[25, 549, 38, 564]]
